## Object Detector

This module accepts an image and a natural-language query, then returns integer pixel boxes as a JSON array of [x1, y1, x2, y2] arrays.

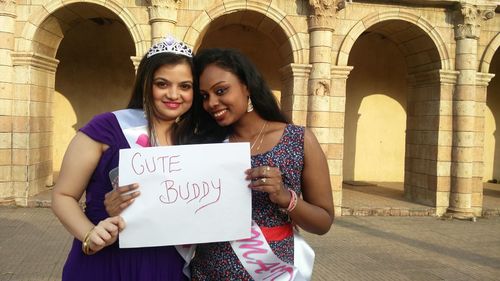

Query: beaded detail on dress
[[191, 124, 305, 280]]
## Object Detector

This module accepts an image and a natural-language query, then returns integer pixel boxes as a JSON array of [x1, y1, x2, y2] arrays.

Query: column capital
[[147, 0, 181, 7], [308, 0, 345, 31], [147, 0, 181, 24], [11, 52, 59, 73], [0, 0, 16, 16], [439, 70, 460, 85], [279, 63, 312, 78], [454, 2, 496, 40], [476, 72, 495, 86], [330, 65, 353, 80], [407, 69, 460, 86]]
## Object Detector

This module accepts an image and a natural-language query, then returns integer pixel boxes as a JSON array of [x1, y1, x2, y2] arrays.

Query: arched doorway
[[43, 3, 136, 181], [195, 10, 294, 105], [483, 48, 500, 210], [343, 19, 443, 208]]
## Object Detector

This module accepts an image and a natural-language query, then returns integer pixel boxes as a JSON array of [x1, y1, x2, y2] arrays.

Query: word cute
[[131, 152, 181, 175]]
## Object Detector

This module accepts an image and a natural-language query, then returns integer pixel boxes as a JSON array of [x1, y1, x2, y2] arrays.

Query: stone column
[[279, 63, 312, 126], [147, 0, 181, 44], [0, 0, 16, 203], [472, 72, 495, 216], [11, 52, 59, 206], [405, 70, 458, 216], [307, 0, 345, 216], [307, 1, 336, 152], [330, 65, 352, 216], [447, 2, 495, 218]]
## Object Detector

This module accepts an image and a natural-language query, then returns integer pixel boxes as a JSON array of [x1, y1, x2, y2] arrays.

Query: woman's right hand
[[104, 183, 140, 216], [86, 216, 126, 254]]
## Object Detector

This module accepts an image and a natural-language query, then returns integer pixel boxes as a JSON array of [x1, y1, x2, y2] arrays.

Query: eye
[[180, 83, 193, 91], [215, 87, 228, 95], [154, 81, 168, 88], [200, 92, 208, 100]]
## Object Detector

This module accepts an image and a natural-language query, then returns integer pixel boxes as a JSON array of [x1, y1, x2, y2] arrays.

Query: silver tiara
[[146, 35, 193, 58]]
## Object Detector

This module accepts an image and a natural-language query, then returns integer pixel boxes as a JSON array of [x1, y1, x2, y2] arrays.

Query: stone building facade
[[0, 0, 498, 218]]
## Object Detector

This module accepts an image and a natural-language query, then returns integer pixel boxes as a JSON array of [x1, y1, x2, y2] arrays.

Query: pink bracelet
[[282, 189, 297, 213], [286, 189, 298, 213]]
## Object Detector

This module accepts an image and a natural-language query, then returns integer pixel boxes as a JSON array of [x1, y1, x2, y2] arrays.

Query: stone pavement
[[1, 182, 499, 280], [1, 207, 500, 281]]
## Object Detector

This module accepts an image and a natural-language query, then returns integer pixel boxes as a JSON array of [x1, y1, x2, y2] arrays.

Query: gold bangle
[[82, 227, 95, 255]]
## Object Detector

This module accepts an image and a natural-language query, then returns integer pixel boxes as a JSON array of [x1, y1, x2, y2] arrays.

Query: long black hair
[[192, 48, 289, 143], [127, 52, 198, 145]]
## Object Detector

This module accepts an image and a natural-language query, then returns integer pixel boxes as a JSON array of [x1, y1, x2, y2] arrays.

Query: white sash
[[231, 221, 315, 281], [113, 109, 195, 278]]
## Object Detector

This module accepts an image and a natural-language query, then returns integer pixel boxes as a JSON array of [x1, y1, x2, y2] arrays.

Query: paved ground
[[1, 207, 499, 281], [1, 182, 499, 280]]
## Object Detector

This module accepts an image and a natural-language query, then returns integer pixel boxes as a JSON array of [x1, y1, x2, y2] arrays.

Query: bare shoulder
[[267, 121, 287, 133], [303, 127, 321, 148]]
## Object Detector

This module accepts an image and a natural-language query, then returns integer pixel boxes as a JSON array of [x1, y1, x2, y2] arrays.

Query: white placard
[[118, 142, 252, 248]]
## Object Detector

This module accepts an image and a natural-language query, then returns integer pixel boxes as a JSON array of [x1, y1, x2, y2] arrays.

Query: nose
[[165, 87, 179, 100], [206, 95, 219, 109]]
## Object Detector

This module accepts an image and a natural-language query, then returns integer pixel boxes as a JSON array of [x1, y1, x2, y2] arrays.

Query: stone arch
[[480, 33, 500, 73], [183, 0, 305, 64], [16, 0, 148, 57], [337, 10, 451, 71]]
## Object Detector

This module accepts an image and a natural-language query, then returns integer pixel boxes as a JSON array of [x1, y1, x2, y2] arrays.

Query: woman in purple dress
[[51, 36, 197, 281]]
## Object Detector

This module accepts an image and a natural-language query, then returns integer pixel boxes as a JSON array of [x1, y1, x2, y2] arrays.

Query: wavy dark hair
[[127, 52, 197, 145], [192, 48, 289, 143]]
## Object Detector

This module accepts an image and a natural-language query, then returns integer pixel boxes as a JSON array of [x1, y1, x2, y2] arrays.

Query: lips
[[212, 109, 227, 120], [164, 101, 181, 109]]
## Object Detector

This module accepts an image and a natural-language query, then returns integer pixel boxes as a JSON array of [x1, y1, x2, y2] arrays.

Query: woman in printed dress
[[187, 48, 334, 280], [106, 48, 334, 280], [51, 36, 197, 281]]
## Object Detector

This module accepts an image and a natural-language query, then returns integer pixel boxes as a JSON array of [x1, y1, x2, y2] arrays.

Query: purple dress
[[190, 124, 305, 280], [62, 112, 187, 281]]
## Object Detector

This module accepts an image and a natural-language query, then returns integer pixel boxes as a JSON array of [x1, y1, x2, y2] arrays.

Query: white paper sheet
[[118, 142, 252, 248]]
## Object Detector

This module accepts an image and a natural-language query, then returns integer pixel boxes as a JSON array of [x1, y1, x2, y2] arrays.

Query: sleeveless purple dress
[[61, 112, 187, 281]]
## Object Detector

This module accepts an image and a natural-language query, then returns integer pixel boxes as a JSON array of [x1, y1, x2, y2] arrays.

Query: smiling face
[[198, 64, 249, 127], [151, 62, 194, 123]]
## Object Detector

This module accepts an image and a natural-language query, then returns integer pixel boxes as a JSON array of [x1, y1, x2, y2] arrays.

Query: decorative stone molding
[[331, 65, 353, 80], [407, 70, 438, 86], [130, 56, 143, 72], [0, 0, 16, 16], [147, 0, 181, 24], [308, 0, 341, 30], [279, 63, 312, 79], [407, 69, 459, 86], [11, 52, 59, 72], [439, 70, 460, 85], [454, 2, 496, 40], [476, 72, 495, 87]]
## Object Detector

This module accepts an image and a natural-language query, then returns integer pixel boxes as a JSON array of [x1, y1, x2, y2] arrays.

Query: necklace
[[231, 121, 268, 151], [252, 121, 268, 152]]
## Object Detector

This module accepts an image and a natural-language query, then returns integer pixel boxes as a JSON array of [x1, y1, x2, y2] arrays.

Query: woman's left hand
[[246, 166, 291, 208]]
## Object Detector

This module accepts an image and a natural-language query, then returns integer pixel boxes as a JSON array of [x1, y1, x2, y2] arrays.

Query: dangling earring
[[246, 96, 254, 112], [175, 116, 181, 123]]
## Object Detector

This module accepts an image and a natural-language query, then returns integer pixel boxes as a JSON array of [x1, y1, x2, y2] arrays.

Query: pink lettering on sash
[[237, 225, 294, 281]]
